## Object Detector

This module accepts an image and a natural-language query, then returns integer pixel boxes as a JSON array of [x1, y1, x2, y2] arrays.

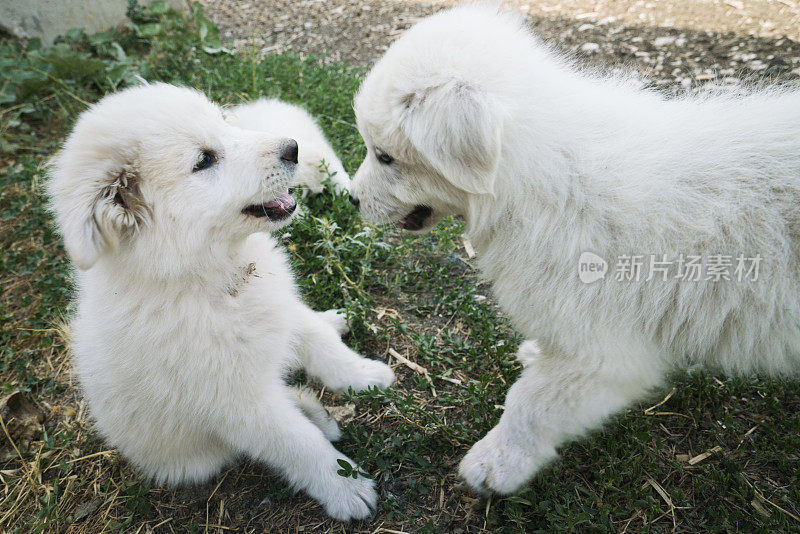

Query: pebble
[[203, 0, 800, 90], [654, 36, 676, 47]]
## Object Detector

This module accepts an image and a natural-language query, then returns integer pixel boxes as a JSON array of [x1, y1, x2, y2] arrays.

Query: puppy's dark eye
[[375, 149, 393, 165], [193, 150, 217, 172]]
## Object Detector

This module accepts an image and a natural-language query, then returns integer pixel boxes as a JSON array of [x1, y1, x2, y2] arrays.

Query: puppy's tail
[[290, 386, 342, 442], [290, 143, 350, 195], [516, 339, 542, 368]]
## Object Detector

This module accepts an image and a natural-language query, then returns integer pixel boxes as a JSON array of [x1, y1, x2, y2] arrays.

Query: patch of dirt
[[202, 0, 800, 89]]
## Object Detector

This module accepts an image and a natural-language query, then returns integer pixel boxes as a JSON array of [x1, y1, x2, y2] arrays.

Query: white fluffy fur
[[351, 5, 800, 495], [48, 83, 393, 521], [227, 99, 350, 195]]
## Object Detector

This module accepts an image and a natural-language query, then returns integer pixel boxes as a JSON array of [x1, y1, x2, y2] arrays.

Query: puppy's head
[[350, 6, 520, 232], [49, 83, 299, 270]]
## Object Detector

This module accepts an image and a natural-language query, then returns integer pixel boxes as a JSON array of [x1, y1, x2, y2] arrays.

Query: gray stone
[[0, 0, 188, 44]]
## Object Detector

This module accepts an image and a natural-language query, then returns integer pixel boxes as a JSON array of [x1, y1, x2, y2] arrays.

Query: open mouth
[[398, 205, 433, 231], [242, 191, 297, 221]]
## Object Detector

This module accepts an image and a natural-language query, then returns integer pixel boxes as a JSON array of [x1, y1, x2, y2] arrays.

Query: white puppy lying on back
[[228, 99, 350, 195], [349, 5, 800, 495], [48, 83, 393, 521]]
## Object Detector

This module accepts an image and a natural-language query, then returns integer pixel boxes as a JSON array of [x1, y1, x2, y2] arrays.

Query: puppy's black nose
[[349, 194, 360, 207], [280, 139, 298, 164]]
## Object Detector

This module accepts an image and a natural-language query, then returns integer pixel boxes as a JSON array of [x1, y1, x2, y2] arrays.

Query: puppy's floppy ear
[[49, 157, 149, 270], [400, 82, 502, 195]]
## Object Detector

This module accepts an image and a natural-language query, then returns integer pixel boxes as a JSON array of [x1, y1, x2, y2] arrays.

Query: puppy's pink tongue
[[265, 192, 296, 214]]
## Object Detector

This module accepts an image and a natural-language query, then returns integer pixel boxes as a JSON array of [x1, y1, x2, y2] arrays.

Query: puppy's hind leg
[[459, 336, 667, 495], [294, 308, 394, 392], [291, 385, 341, 441]]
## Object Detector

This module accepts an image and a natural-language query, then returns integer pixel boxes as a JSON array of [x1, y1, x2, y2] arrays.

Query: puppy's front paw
[[330, 173, 351, 194], [319, 309, 350, 336], [458, 426, 556, 496], [321, 473, 377, 522], [343, 359, 394, 392]]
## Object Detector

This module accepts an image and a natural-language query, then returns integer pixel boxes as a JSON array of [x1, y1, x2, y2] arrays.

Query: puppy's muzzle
[[398, 205, 433, 231], [242, 192, 297, 221]]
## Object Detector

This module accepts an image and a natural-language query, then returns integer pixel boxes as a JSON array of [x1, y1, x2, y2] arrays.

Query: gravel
[[201, 0, 800, 90]]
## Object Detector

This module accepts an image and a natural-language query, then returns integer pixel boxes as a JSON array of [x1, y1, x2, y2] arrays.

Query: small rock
[[581, 42, 600, 52], [73, 498, 102, 522], [654, 36, 676, 47], [327, 403, 356, 425], [0, 391, 43, 461]]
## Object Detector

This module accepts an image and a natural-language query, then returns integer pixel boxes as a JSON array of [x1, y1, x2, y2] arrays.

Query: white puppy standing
[[350, 6, 800, 495], [48, 83, 393, 521], [227, 99, 351, 195]]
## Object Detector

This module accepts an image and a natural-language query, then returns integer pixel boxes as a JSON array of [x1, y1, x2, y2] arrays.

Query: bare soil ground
[[203, 0, 800, 75]]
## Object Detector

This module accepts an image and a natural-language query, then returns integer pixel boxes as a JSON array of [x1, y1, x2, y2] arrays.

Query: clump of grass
[[1, 2, 799, 532]]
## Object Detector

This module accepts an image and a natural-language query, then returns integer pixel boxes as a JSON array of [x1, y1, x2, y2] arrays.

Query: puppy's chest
[[225, 260, 297, 316], [226, 262, 258, 297], [478, 243, 575, 337]]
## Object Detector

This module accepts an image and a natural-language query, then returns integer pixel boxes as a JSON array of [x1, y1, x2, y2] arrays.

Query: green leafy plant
[[336, 458, 366, 479], [0, 0, 231, 154], [191, 1, 230, 54]]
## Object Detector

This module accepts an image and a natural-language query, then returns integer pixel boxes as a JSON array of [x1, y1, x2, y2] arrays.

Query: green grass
[[1, 4, 799, 532]]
